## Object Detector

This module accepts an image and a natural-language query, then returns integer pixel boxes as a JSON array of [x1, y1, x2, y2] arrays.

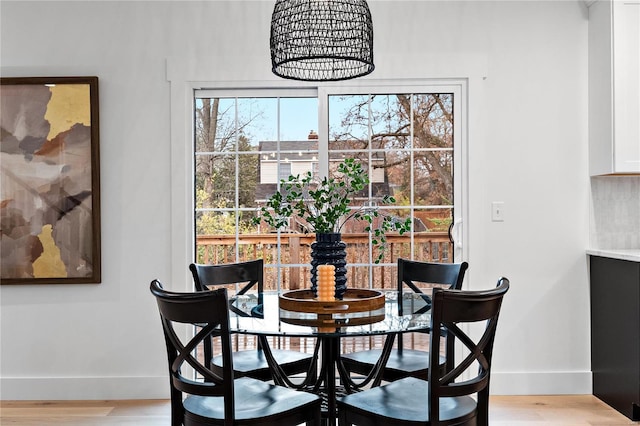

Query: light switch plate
[[492, 201, 505, 222]]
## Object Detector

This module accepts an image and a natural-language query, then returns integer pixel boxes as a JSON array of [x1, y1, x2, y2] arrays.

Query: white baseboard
[[490, 371, 593, 395], [0, 376, 169, 400], [1, 371, 593, 400]]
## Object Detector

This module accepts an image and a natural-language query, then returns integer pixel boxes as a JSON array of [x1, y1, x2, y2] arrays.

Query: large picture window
[[194, 84, 462, 293]]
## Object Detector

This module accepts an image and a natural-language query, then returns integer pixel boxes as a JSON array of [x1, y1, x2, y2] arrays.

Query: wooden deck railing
[[196, 232, 452, 291]]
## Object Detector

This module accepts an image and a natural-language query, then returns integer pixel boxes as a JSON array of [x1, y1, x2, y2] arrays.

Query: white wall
[[0, 0, 591, 399]]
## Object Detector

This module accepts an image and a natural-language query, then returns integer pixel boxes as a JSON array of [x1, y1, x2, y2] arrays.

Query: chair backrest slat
[[398, 258, 469, 294], [189, 259, 264, 294]]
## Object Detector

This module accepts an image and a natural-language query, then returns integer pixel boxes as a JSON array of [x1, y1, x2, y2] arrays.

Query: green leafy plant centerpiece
[[253, 158, 411, 299]]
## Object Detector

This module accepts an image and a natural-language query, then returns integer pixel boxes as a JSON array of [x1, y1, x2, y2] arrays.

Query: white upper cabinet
[[589, 0, 640, 175]]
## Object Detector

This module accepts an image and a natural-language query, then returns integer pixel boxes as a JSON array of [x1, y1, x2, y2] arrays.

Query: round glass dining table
[[227, 290, 433, 426]]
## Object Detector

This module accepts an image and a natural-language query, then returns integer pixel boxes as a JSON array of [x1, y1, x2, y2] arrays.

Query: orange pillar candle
[[317, 264, 335, 301]]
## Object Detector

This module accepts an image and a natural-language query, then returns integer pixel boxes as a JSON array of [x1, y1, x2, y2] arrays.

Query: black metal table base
[[260, 334, 396, 426]]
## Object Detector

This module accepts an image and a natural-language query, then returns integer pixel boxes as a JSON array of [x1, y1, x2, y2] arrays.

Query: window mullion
[[317, 88, 329, 178], [234, 97, 240, 264], [276, 97, 282, 292], [410, 94, 415, 260]]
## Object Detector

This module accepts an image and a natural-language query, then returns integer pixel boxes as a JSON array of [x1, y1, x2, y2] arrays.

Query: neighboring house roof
[[255, 137, 392, 203], [259, 140, 317, 160]]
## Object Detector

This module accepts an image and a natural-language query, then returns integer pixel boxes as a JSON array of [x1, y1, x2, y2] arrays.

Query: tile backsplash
[[590, 176, 640, 249]]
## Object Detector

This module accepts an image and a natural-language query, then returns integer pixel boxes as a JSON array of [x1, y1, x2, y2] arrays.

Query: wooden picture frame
[[0, 76, 101, 284]]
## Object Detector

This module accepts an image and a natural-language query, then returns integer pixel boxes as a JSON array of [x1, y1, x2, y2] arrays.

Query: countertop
[[587, 249, 640, 263]]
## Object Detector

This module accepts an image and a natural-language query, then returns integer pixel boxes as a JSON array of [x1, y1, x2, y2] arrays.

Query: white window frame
[[169, 79, 468, 292]]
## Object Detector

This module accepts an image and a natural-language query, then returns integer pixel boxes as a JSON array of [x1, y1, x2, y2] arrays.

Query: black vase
[[310, 233, 347, 300]]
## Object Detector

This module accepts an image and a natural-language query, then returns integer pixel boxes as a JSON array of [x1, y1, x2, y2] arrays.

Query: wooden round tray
[[279, 289, 385, 314], [279, 312, 386, 329]]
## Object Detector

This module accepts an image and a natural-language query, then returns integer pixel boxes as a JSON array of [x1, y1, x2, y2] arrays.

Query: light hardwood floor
[[0, 396, 638, 425]]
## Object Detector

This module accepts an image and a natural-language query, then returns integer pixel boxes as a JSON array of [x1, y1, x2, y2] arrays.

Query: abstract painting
[[1, 77, 101, 284]]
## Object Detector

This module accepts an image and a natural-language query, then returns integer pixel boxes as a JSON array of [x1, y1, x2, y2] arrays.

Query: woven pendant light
[[270, 0, 375, 82]]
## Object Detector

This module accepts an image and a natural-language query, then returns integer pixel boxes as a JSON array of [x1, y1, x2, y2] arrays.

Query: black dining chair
[[337, 277, 510, 426], [150, 280, 322, 426], [189, 260, 315, 381], [341, 258, 469, 382]]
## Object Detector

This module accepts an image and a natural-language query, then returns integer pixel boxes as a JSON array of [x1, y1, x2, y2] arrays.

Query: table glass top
[[228, 290, 432, 337]]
